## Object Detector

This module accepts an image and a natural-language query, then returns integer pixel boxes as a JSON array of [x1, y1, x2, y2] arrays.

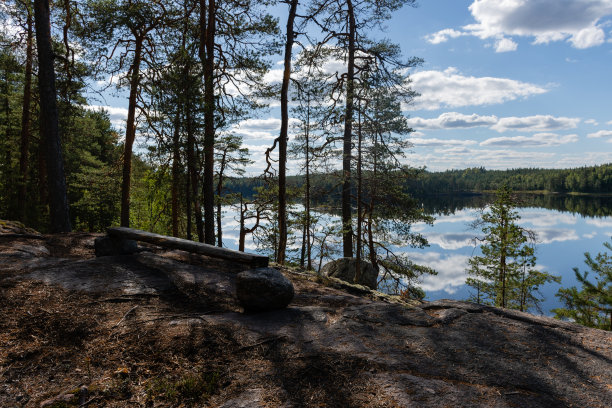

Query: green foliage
[[553, 238, 612, 330], [466, 185, 559, 311]]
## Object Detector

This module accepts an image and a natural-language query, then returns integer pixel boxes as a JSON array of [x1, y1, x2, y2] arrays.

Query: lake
[[217, 194, 612, 315]]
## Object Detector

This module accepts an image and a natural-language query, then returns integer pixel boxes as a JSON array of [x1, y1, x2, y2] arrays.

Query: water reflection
[[218, 194, 611, 315], [417, 193, 612, 217]]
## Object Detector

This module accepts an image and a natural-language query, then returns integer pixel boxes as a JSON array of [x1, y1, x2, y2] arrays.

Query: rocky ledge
[[0, 225, 610, 407]]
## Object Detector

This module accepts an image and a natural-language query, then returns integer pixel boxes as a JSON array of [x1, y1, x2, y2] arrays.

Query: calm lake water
[[218, 194, 612, 315]]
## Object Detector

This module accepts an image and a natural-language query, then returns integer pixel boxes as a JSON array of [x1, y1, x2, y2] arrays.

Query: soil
[[0, 222, 611, 407]]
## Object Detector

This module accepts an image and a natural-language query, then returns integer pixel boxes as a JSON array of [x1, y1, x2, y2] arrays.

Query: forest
[[0, 0, 610, 313], [1, 0, 430, 277]]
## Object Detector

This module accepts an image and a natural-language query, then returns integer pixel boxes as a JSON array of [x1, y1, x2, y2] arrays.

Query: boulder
[[94, 236, 138, 257], [321, 258, 378, 289], [236, 267, 294, 312]]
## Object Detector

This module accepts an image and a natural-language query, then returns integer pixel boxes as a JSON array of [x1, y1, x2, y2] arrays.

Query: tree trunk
[[171, 107, 181, 237], [216, 150, 226, 247], [342, 0, 356, 257], [120, 34, 143, 227], [239, 194, 246, 252], [187, 108, 204, 242], [201, 0, 216, 244], [186, 165, 192, 240], [34, 0, 71, 232], [355, 104, 363, 283], [18, 8, 33, 223], [277, 0, 299, 265]]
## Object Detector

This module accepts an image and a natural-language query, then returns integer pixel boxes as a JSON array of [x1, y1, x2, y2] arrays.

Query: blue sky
[[89, 0, 612, 173], [389, 0, 612, 170]]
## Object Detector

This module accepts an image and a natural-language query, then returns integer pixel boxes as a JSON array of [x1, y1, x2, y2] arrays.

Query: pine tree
[[466, 185, 558, 310], [553, 238, 611, 330]]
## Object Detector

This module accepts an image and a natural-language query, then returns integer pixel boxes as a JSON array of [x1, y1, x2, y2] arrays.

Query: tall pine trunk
[[186, 107, 203, 242], [216, 150, 226, 247], [277, 0, 299, 264], [355, 104, 363, 282], [34, 0, 71, 232], [342, 0, 356, 257], [200, 0, 216, 244], [18, 8, 33, 223], [120, 34, 143, 227], [171, 107, 181, 237]]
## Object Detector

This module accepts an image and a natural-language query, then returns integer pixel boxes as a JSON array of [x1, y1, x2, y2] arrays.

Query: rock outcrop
[[1, 229, 611, 408], [321, 257, 378, 289]]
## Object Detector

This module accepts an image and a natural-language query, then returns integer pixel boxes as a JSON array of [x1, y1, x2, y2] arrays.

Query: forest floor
[[0, 221, 611, 407]]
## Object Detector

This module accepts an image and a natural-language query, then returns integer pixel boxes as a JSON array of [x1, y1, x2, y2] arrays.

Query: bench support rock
[[94, 236, 138, 257]]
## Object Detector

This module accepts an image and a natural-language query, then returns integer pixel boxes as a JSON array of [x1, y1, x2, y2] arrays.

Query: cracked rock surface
[[0, 228, 611, 407]]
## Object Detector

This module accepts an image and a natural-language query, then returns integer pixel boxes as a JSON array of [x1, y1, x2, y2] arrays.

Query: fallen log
[[106, 227, 269, 268]]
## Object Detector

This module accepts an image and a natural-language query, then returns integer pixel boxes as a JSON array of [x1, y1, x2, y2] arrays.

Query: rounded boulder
[[236, 267, 294, 312], [321, 258, 378, 289]]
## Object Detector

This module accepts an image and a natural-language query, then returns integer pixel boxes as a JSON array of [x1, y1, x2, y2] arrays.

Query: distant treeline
[[226, 163, 612, 200], [407, 164, 612, 195]]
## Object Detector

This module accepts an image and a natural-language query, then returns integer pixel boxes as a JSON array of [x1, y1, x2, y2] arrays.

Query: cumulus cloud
[[490, 115, 580, 132], [427, 0, 612, 51], [587, 129, 612, 138], [409, 67, 548, 111], [585, 119, 599, 125], [519, 210, 578, 227], [407, 147, 610, 171], [232, 117, 301, 141], [480, 132, 578, 147], [569, 25, 607, 48], [407, 112, 498, 129], [534, 228, 580, 244], [425, 28, 467, 44], [411, 137, 477, 147], [495, 37, 518, 52], [425, 233, 476, 250], [406, 252, 470, 293], [84, 105, 128, 129], [586, 218, 612, 228]]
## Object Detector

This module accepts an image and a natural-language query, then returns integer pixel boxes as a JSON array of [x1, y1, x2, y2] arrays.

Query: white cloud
[[587, 129, 612, 138], [411, 137, 477, 147], [407, 148, 611, 171], [490, 115, 580, 132], [409, 67, 548, 111], [425, 28, 467, 44], [406, 252, 471, 293], [585, 119, 599, 125], [480, 132, 578, 147], [569, 25, 607, 48], [586, 218, 612, 228], [607, 120, 612, 125], [427, 0, 612, 51], [407, 112, 498, 129], [495, 37, 518, 52], [232, 117, 302, 141], [84, 105, 128, 129], [425, 233, 476, 250], [534, 228, 580, 244], [519, 210, 578, 227]]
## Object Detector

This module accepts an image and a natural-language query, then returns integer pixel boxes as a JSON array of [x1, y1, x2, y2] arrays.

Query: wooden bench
[[106, 227, 269, 268]]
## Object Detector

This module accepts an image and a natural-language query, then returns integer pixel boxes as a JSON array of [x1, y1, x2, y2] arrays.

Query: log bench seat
[[96, 227, 269, 268]]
